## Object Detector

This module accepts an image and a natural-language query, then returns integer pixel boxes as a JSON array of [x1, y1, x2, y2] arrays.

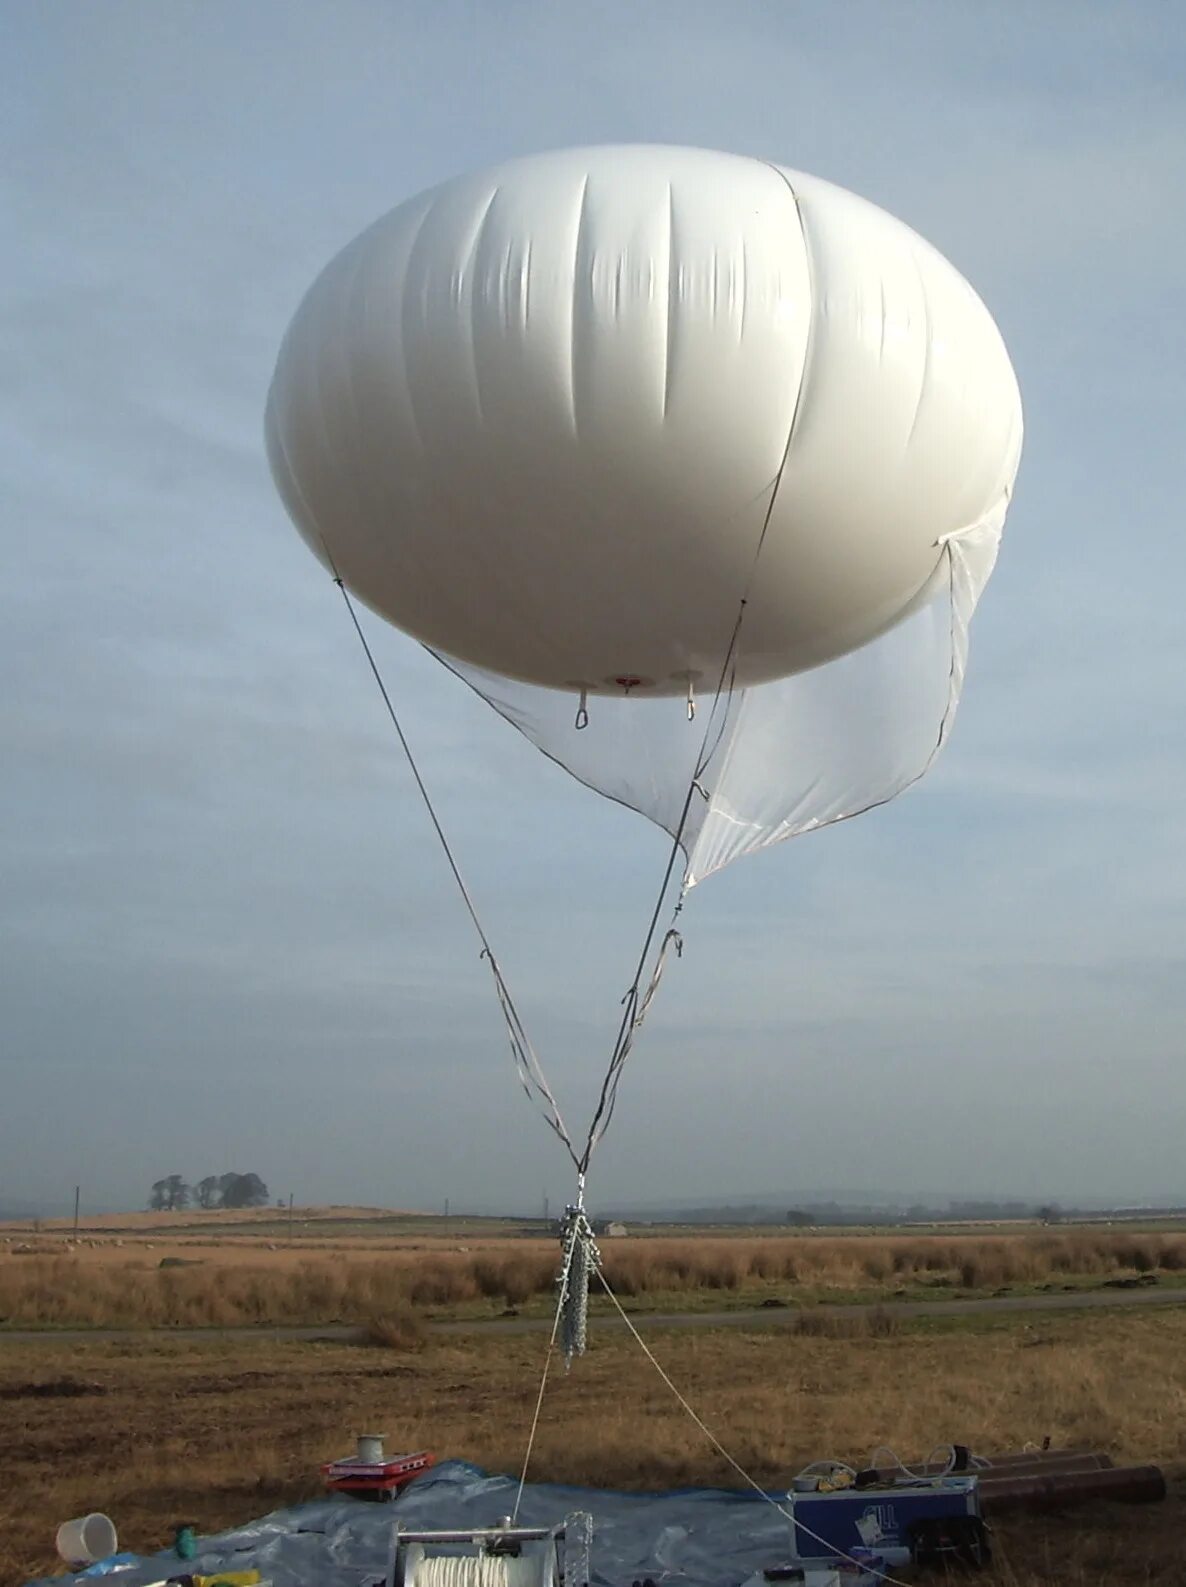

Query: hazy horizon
[[7, 1183, 1186, 1224], [4, 3, 1184, 1217]]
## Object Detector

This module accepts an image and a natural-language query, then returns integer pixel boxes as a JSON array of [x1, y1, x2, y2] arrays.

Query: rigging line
[[581, 165, 812, 1170], [584, 925, 683, 1157], [580, 394, 799, 1172], [512, 1235, 575, 1522], [578, 604, 746, 1174], [333, 577, 578, 1167], [595, 1271, 920, 1587]]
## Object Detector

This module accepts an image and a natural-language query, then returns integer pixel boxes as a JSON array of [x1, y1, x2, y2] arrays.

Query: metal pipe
[[979, 1464, 1166, 1514], [394, 1528, 562, 1546]]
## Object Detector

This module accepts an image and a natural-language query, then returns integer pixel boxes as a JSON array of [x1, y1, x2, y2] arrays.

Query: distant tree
[[218, 1172, 269, 1209], [785, 1209, 812, 1227], [1037, 1204, 1063, 1225], [238, 1172, 268, 1207], [195, 1176, 220, 1210], [149, 1175, 190, 1212]]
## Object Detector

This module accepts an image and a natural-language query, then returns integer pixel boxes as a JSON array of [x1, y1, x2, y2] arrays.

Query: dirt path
[[3, 1283, 1185, 1344], [436, 1283, 1186, 1334]]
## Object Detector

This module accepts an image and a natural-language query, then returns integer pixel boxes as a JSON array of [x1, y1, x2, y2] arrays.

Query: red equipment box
[[322, 1449, 436, 1500]]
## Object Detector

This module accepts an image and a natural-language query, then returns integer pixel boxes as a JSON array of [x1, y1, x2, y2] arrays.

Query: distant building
[[604, 1221, 628, 1238]]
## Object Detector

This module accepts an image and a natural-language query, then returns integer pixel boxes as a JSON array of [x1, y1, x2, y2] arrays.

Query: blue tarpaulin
[[28, 1460, 794, 1587]]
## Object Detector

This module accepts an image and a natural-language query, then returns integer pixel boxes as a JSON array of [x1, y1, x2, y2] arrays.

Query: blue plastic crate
[[787, 1475, 982, 1566]]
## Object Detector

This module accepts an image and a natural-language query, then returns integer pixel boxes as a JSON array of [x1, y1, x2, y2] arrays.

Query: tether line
[[597, 1269, 921, 1587], [333, 577, 578, 1166], [579, 311, 806, 1170]]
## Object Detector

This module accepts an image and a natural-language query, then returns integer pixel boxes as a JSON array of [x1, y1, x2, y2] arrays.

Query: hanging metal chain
[[557, 1190, 601, 1367]]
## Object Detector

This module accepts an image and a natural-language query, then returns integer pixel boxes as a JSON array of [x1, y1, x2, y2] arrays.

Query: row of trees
[[148, 1172, 270, 1211], [784, 1200, 1065, 1227]]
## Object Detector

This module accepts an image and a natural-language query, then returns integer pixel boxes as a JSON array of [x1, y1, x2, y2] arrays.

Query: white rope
[[407, 1554, 547, 1587], [595, 1271, 920, 1587], [512, 1235, 577, 1521], [790, 1458, 858, 1488], [865, 1442, 990, 1480]]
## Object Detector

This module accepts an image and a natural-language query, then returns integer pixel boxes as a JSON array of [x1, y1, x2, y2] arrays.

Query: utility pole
[[543, 1192, 550, 1229], [288, 1193, 294, 1242], [444, 1197, 450, 1220], [73, 1185, 80, 1239]]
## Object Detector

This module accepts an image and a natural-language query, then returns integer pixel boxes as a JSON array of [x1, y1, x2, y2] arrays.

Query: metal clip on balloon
[[557, 1198, 600, 1366]]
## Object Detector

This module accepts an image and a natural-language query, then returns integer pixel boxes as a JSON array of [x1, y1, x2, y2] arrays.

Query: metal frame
[[388, 1514, 590, 1587]]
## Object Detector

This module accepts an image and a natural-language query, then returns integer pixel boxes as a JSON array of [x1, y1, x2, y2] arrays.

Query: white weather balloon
[[266, 145, 1022, 697]]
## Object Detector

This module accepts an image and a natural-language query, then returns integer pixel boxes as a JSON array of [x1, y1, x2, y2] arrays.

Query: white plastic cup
[[56, 1512, 118, 1564], [357, 1433, 386, 1463]]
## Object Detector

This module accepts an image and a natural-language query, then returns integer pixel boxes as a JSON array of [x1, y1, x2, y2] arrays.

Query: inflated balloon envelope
[[267, 144, 1021, 890]]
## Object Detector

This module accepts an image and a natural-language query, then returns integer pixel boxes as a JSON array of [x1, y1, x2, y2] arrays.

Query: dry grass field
[[5, 1221, 1186, 1329], [8, 1220, 1186, 1584], [3, 1307, 1186, 1585]]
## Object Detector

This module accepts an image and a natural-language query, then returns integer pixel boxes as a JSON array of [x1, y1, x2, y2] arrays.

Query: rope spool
[[402, 1551, 553, 1587]]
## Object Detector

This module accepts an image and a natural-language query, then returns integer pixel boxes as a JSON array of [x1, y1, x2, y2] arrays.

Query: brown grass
[[5, 1230, 1186, 1329], [788, 1306, 899, 1338], [2, 1310, 1185, 1585], [363, 1307, 428, 1352]]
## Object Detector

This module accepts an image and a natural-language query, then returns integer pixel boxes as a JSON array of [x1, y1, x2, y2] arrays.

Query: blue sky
[[3, 1, 1184, 1215]]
